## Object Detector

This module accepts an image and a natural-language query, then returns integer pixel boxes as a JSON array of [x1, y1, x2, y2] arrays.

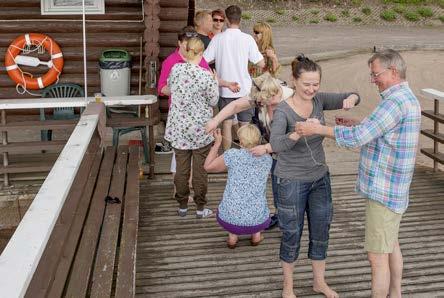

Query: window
[[41, 0, 105, 15]]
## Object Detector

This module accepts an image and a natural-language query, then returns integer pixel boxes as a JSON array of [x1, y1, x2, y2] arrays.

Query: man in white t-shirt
[[204, 5, 264, 150]]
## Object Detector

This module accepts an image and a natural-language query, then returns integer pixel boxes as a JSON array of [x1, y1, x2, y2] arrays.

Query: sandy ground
[[278, 50, 444, 170]]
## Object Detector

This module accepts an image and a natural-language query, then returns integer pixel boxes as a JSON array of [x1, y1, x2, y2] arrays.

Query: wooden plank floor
[[136, 164, 444, 297]]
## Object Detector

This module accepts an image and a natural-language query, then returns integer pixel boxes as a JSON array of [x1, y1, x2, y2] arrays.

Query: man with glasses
[[295, 49, 421, 297], [204, 5, 265, 150]]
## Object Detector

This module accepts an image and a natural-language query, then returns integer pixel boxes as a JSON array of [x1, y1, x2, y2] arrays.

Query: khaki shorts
[[365, 199, 402, 253]]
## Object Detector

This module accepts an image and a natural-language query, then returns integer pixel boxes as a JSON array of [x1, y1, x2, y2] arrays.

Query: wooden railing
[[420, 88, 444, 171], [0, 101, 143, 297], [0, 95, 158, 186]]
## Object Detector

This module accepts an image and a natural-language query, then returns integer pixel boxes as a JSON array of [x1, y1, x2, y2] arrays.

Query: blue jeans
[[276, 173, 333, 263]]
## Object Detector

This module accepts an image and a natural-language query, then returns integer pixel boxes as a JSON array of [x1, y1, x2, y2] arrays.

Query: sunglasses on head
[[213, 18, 224, 22], [184, 32, 198, 38]]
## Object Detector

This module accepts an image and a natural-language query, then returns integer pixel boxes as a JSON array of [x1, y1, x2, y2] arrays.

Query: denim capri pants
[[276, 172, 333, 263]]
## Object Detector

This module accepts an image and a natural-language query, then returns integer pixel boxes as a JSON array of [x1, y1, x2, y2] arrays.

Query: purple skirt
[[217, 212, 271, 235]]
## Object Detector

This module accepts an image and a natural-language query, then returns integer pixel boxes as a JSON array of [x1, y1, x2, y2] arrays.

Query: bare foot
[[313, 282, 338, 298], [282, 288, 296, 298]]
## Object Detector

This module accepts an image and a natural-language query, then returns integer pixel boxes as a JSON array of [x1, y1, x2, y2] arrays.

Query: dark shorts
[[218, 96, 254, 122]]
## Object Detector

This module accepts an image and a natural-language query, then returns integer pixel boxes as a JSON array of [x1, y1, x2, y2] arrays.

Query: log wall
[[0, 0, 192, 118], [0, 0, 149, 100]]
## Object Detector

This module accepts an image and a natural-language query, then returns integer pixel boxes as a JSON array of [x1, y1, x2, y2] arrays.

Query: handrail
[[0, 94, 157, 110], [420, 88, 443, 172], [0, 103, 103, 297], [421, 88, 444, 102]]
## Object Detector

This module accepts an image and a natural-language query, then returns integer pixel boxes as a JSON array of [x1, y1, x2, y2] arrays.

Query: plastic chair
[[108, 106, 149, 164], [40, 83, 84, 141]]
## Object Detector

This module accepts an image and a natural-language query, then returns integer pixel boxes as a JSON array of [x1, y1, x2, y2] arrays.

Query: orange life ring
[[4, 33, 64, 90]]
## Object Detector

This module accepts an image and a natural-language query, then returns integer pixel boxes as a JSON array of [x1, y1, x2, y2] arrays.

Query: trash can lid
[[100, 49, 131, 62]]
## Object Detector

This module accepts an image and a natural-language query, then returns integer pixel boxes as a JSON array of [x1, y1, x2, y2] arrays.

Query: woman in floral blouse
[[165, 37, 219, 218]]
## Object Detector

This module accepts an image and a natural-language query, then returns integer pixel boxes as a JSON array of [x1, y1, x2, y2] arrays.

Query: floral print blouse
[[165, 62, 219, 150], [218, 149, 272, 227]]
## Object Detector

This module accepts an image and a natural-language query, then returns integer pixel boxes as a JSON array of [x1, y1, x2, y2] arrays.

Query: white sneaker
[[196, 208, 213, 219]]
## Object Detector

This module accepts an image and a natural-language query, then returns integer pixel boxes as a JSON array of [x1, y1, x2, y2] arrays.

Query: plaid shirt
[[334, 82, 421, 214]]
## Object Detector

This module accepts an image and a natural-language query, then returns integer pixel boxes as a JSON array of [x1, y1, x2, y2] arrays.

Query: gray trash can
[[99, 49, 132, 96]]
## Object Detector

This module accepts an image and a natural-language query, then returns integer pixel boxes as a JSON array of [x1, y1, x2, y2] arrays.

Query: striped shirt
[[334, 82, 421, 214]]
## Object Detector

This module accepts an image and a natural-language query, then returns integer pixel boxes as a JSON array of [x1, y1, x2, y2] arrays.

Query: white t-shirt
[[204, 28, 264, 98]]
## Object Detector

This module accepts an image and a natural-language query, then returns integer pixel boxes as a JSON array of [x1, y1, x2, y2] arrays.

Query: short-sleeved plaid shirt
[[334, 82, 421, 214]]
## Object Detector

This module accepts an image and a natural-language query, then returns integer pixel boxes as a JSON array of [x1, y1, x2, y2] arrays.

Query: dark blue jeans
[[276, 172, 333, 263]]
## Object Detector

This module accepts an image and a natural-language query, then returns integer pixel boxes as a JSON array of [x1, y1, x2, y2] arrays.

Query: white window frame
[[41, 0, 105, 15]]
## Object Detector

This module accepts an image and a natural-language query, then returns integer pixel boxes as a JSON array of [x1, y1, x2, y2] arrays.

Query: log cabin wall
[[0, 0, 148, 101], [0, 0, 192, 119], [157, 0, 193, 119]]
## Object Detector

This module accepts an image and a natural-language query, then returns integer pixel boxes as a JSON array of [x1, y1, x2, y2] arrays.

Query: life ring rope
[[4, 33, 64, 96]]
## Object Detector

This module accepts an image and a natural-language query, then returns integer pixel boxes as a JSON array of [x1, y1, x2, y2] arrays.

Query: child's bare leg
[[312, 260, 338, 298]]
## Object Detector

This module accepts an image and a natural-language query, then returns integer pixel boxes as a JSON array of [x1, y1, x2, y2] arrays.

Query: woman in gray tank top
[[270, 55, 359, 298]]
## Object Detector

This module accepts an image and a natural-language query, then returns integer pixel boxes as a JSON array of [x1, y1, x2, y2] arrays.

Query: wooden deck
[[136, 161, 444, 297]]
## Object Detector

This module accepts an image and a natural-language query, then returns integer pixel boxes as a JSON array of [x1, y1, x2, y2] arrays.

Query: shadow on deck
[[136, 161, 444, 297]]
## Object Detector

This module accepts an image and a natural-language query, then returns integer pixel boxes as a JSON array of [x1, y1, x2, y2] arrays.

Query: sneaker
[[265, 214, 279, 230], [196, 208, 213, 219], [178, 208, 188, 217], [155, 142, 173, 155]]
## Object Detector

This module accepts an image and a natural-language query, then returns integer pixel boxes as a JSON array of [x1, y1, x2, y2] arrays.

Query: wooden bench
[[24, 144, 140, 297]]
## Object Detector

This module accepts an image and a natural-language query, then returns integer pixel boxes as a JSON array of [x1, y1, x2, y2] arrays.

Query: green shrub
[[341, 10, 350, 17], [352, 16, 362, 22], [439, 15, 444, 22], [404, 11, 420, 21], [241, 13, 252, 20], [324, 13, 338, 22], [437, 0, 444, 8], [417, 7, 433, 18], [394, 4, 406, 14], [351, 0, 362, 6], [266, 17, 276, 23], [380, 9, 397, 21], [275, 9, 285, 15], [292, 15, 300, 22], [311, 9, 320, 15], [362, 7, 372, 15], [309, 19, 320, 24]]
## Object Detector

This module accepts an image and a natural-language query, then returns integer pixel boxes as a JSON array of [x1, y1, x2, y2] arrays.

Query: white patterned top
[[165, 62, 219, 150]]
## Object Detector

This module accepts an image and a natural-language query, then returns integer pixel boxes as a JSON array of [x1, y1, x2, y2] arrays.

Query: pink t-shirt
[[157, 48, 210, 107]]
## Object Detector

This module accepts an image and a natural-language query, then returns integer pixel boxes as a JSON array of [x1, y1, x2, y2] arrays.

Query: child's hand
[[213, 128, 222, 146]]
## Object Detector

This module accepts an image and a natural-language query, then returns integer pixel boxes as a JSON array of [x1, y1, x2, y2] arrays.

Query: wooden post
[[434, 98, 439, 172], [2, 109, 9, 186]]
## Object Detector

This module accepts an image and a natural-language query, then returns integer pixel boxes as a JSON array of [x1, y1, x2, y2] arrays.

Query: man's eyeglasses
[[213, 18, 224, 23], [253, 30, 261, 35], [370, 69, 389, 79]]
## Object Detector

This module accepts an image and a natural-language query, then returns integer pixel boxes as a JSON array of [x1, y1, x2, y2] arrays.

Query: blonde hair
[[250, 72, 286, 129], [185, 37, 204, 60], [237, 124, 261, 149], [253, 22, 274, 53], [251, 72, 281, 105], [194, 10, 211, 27]]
